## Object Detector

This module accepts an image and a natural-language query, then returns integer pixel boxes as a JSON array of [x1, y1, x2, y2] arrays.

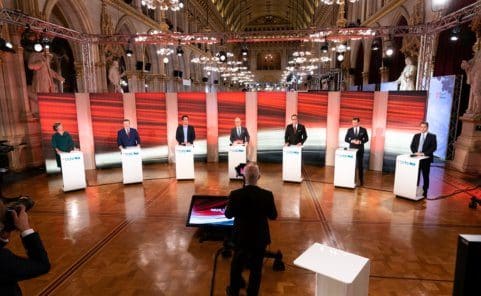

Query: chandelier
[[141, 0, 184, 11], [320, 0, 359, 4]]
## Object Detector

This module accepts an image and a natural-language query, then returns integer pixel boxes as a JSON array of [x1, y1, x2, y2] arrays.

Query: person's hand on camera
[[12, 206, 31, 232]]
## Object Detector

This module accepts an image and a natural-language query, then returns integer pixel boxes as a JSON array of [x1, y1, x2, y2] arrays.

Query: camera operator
[[225, 163, 277, 296], [0, 201, 50, 296]]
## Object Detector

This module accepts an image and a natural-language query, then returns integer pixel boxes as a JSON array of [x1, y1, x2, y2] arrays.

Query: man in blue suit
[[117, 119, 140, 149], [175, 115, 196, 145]]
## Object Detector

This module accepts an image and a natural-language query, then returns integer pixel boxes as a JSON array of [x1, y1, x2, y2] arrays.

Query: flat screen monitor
[[186, 195, 234, 228]]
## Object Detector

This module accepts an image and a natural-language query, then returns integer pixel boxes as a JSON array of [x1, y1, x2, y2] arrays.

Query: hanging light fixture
[[141, 0, 184, 11]]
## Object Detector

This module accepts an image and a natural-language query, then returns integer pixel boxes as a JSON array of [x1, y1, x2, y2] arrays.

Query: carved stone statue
[[28, 52, 65, 93], [108, 60, 125, 93], [396, 57, 417, 91], [461, 50, 481, 115]]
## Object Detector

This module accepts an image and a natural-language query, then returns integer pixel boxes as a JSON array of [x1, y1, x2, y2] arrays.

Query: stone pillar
[[362, 71, 369, 86], [449, 116, 481, 173]]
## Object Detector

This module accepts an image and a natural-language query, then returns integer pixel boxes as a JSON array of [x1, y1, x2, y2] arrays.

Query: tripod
[[205, 227, 285, 296]]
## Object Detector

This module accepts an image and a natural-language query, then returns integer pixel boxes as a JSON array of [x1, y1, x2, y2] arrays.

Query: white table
[[394, 154, 429, 200], [334, 148, 358, 188], [60, 151, 86, 192], [121, 146, 143, 184], [294, 243, 370, 296], [282, 145, 303, 183], [175, 145, 195, 180], [228, 144, 247, 179]]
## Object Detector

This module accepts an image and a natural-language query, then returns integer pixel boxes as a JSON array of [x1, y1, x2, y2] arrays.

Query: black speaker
[[202, 77, 208, 83], [144, 63, 151, 71], [453, 234, 481, 296], [178, 71, 183, 78], [135, 61, 143, 71]]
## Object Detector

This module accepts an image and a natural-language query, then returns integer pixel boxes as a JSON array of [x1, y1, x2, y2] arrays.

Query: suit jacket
[[344, 127, 369, 151], [225, 185, 277, 250], [0, 233, 51, 296], [117, 128, 140, 148], [230, 126, 250, 144], [284, 124, 308, 145], [176, 125, 196, 145], [410, 132, 437, 162]]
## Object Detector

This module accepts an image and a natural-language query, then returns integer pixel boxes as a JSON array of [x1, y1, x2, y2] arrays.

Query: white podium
[[334, 148, 358, 188], [60, 151, 86, 192], [228, 145, 247, 179], [175, 145, 195, 180], [121, 146, 143, 184], [294, 243, 370, 296], [282, 145, 302, 182], [394, 154, 429, 200]]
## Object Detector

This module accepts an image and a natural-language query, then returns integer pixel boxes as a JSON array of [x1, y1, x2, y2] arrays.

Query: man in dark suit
[[284, 114, 307, 146], [225, 163, 277, 296], [117, 119, 140, 149], [344, 117, 369, 186], [175, 115, 196, 145], [410, 121, 437, 198], [230, 117, 250, 145], [0, 203, 51, 295]]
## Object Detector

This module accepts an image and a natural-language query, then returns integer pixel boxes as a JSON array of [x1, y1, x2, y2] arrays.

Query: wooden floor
[[3, 162, 481, 296]]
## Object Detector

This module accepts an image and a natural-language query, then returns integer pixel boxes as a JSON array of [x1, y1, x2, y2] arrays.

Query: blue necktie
[[183, 126, 188, 143]]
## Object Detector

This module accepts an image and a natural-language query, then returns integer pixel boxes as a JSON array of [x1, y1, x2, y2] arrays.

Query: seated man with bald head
[[225, 163, 278, 296]]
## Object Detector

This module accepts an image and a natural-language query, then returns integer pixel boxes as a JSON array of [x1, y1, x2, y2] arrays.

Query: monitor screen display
[[186, 195, 234, 228]]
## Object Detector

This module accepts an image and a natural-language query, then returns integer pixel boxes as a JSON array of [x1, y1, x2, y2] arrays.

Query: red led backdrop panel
[[38, 93, 79, 173], [257, 92, 286, 162], [338, 91, 374, 147], [177, 92, 207, 156], [90, 93, 124, 167], [217, 92, 246, 153], [135, 93, 167, 146], [297, 92, 329, 164], [383, 91, 427, 171]]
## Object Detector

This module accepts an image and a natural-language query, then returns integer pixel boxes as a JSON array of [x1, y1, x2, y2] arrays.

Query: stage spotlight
[[450, 26, 460, 42], [163, 57, 169, 64], [33, 42, 43, 52], [371, 40, 380, 51], [321, 42, 329, 53], [125, 48, 133, 57], [217, 51, 227, 62], [176, 46, 184, 56], [241, 47, 248, 56], [0, 38, 15, 53], [384, 38, 394, 57], [337, 53, 344, 62], [179, 1, 184, 8]]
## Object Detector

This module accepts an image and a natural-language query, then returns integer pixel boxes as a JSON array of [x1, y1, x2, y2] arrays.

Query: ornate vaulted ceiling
[[210, 0, 336, 31]]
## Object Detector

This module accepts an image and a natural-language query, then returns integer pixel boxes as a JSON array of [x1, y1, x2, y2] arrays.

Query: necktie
[[417, 133, 425, 152], [237, 127, 241, 137], [184, 126, 188, 143], [294, 125, 297, 131], [126, 129, 130, 137], [355, 128, 358, 137]]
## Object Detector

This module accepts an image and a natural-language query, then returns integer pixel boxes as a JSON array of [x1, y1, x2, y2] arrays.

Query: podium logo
[[178, 148, 192, 153], [231, 148, 245, 153], [399, 160, 416, 166], [63, 156, 81, 161], [124, 152, 140, 156], [286, 151, 300, 155], [336, 154, 353, 158]]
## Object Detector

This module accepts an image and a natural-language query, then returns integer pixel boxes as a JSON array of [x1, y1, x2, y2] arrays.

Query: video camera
[[1, 196, 35, 232]]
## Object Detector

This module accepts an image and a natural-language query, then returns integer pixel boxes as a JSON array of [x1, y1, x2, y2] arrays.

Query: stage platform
[[2, 163, 481, 295]]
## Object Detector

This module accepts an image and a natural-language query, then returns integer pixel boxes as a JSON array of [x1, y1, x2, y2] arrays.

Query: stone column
[[379, 67, 389, 83]]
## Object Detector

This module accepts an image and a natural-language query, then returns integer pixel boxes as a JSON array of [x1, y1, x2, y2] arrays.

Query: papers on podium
[[334, 148, 358, 188], [175, 145, 195, 180], [282, 145, 302, 182], [121, 146, 143, 184], [60, 151, 86, 192], [294, 243, 370, 296], [394, 154, 429, 200], [228, 144, 246, 179]]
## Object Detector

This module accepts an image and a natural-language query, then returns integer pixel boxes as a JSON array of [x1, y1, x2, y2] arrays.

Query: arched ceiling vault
[[210, 0, 319, 31]]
